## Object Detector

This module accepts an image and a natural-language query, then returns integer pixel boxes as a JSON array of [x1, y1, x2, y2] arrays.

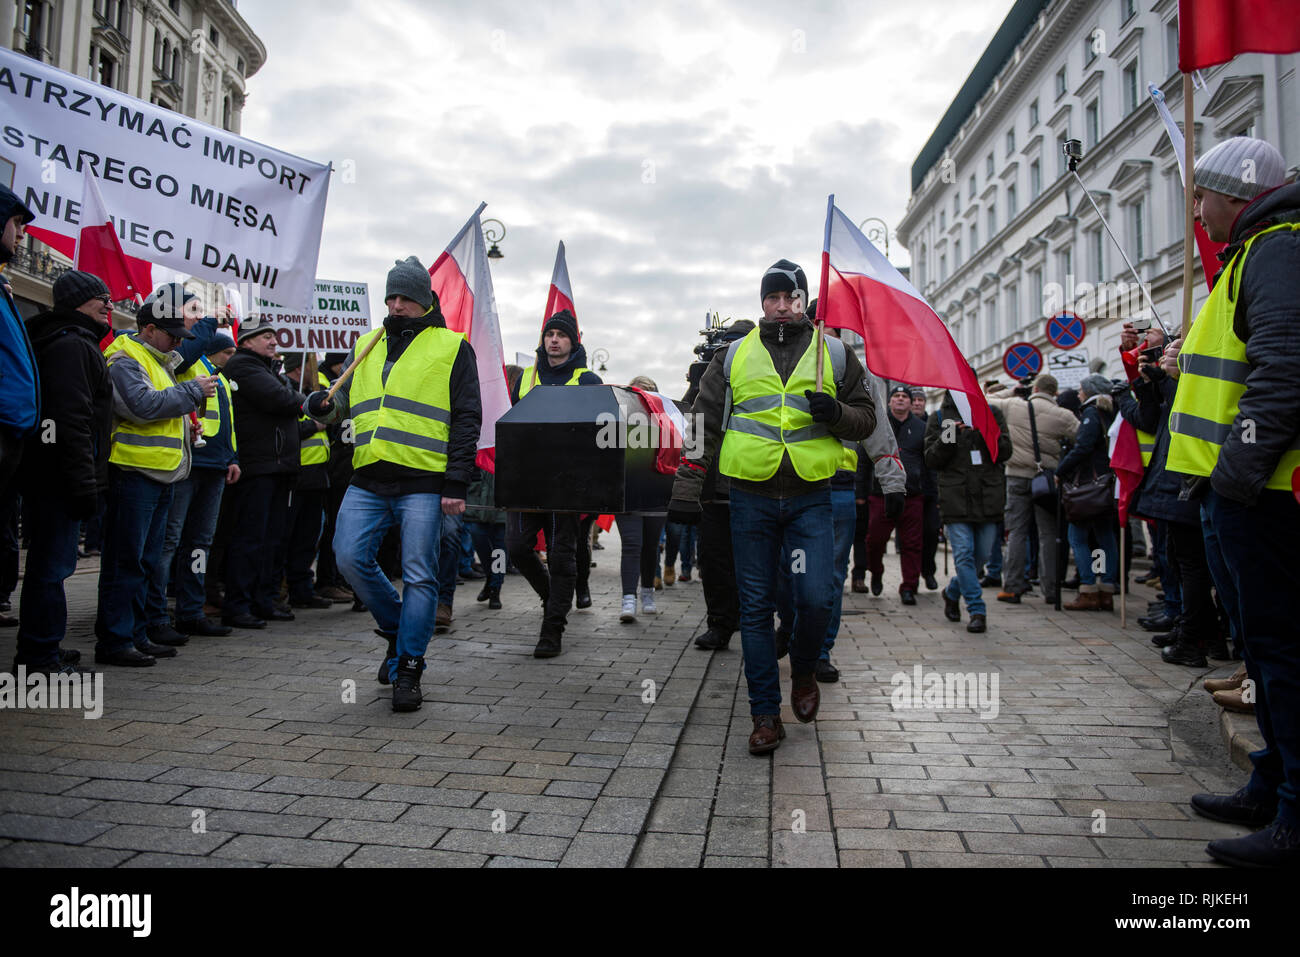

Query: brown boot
[[435, 603, 453, 633], [1098, 587, 1114, 612], [791, 672, 820, 723], [1213, 687, 1255, 715], [663, 565, 676, 586], [748, 714, 785, 754], [1063, 588, 1101, 611], [1205, 665, 1248, 694]]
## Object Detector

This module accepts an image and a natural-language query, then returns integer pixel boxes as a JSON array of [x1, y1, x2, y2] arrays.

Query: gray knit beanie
[[1079, 374, 1112, 397], [385, 256, 434, 310], [1194, 136, 1287, 201]]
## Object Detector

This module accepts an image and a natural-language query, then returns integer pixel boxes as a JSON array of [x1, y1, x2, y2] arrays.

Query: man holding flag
[[668, 259, 876, 755]]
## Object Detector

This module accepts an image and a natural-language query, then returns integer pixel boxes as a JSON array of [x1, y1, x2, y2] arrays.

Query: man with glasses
[[94, 286, 216, 666]]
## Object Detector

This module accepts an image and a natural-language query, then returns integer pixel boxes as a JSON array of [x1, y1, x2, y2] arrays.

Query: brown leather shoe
[[1213, 688, 1255, 715], [790, 672, 820, 724], [748, 714, 785, 754], [1098, 589, 1114, 612], [435, 604, 453, 632], [1063, 590, 1102, 611], [1205, 665, 1248, 694]]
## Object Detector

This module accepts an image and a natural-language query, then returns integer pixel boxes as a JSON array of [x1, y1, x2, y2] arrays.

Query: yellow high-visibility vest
[[178, 358, 237, 454], [350, 327, 462, 472], [1167, 222, 1300, 490], [519, 364, 588, 397], [103, 335, 185, 471], [1137, 429, 1155, 467], [300, 371, 330, 466], [717, 330, 843, 483]]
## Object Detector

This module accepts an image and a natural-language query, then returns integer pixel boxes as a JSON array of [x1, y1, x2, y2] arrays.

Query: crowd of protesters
[[1, 133, 1297, 865]]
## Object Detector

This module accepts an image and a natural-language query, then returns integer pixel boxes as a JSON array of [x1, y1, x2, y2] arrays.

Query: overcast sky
[[240, 0, 1009, 393]]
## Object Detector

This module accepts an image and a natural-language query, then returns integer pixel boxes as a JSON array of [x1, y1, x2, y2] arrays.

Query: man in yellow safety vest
[[1162, 136, 1300, 868], [667, 259, 877, 755]]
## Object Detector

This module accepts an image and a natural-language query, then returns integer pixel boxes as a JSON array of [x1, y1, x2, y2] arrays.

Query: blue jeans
[[94, 467, 174, 654], [730, 487, 835, 716], [148, 468, 225, 625], [943, 521, 997, 617], [466, 521, 505, 590], [16, 493, 83, 666], [984, 521, 1004, 578], [775, 491, 854, 659], [1204, 488, 1300, 826], [1067, 516, 1119, 587], [334, 486, 442, 677], [1200, 503, 1240, 655], [665, 522, 697, 574], [438, 510, 465, 609]]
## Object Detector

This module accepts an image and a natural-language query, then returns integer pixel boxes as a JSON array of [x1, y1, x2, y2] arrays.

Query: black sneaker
[[375, 630, 396, 685], [979, 576, 1001, 588], [870, 574, 883, 596], [1161, 639, 1208, 668], [924, 575, 939, 591], [476, 584, 491, 603], [967, 613, 987, 634], [943, 594, 961, 623], [693, 628, 732, 651], [533, 626, 563, 659], [1207, 821, 1300, 868], [815, 659, 839, 683], [575, 587, 592, 610], [900, 589, 917, 606], [488, 588, 502, 611], [146, 623, 188, 647], [391, 656, 424, 712], [1191, 787, 1277, 827], [93, 646, 156, 667]]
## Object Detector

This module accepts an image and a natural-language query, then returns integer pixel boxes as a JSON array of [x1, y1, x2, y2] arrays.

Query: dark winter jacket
[[0, 275, 39, 440], [223, 349, 304, 480], [872, 410, 925, 496], [306, 309, 482, 500], [670, 316, 878, 510], [1056, 395, 1114, 483], [19, 307, 112, 507], [923, 394, 1012, 524], [510, 342, 604, 403], [1204, 182, 1300, 505], [190, 355, 238, 472], [296, 416, 330, 491], [465, 467, 505, 525], [1126, 369, 1198, 526]]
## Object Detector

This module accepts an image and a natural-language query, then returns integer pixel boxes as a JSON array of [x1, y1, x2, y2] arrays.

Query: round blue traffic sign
[[1003, 342, 1043, 379], [1046, 312, 1086, 350]]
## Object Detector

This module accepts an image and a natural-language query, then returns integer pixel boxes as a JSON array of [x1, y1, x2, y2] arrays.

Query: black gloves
[[884, 492, 905, 521], [306, 390, 334, 417], [805, 390, 841, 424]]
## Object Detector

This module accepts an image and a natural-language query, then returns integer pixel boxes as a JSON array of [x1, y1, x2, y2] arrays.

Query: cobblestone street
[[0, 537, 1249, 867]]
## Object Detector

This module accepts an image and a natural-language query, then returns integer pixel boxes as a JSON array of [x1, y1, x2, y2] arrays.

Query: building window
[[1057, 247, 1072, 286], [1089, 228, 1105, 281], [237, 56, 246, 76], [1029, 98, 1039, 127], [1007, 184, 1018, 219], [1084, 30, 1099, 67], [1055, 66, 1067, 100], [222, 94, 232, 131], [940, 254, 948, 283], [94, 48, 117, 88], [954, 193, 960, 218], [985, 298, 998, 347], [918, 245, 927, 289], [1007, 284, 1019, 334], [169, 0, 179, 12], [986, 153, 994, 179], [1056, 132, 1069, 177], [209, 26, 220, 50], [970, 224, 978, 253], [955, 239, 962, 268], [1006, 127, 1016, 156], [1123, 60, 1139, 115], [1121, 0, 1137, 23], [1236, 118, 1257, 138], [968, 174, 976, 200], [1165, 18, 1179, 76], [1130, 200, 1145, 262], [940, 210, 946, 232], [1085, 98, 1100, 148], [1030, 267, 1044, 318], [1029, 159, 1041, 199], [987, 204, 997, 238]]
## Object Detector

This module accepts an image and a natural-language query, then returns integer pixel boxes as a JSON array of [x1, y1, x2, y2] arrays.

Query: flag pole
[[1181, 71, 1196, 339], [1119, 524, 1127, 628], [816, 195, 835, 392], [326, 332, 382, 401]]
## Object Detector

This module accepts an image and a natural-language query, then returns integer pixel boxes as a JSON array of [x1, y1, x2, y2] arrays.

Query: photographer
[[1124, 335, 1226, 666], [996, 374, 1077, 605]]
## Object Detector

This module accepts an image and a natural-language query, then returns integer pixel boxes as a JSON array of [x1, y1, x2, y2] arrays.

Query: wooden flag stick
[[814, 319, 826, 392], [1181, 72, 1196, 339], [326, 332, 382, 401], [1120, 524, 1127, 629]]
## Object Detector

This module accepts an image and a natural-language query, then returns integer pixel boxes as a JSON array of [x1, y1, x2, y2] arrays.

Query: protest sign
[[248, 280, 372, 352]]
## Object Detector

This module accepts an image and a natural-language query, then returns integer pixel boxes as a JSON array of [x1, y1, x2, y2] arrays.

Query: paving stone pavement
[[0, 537, 1248, 867]]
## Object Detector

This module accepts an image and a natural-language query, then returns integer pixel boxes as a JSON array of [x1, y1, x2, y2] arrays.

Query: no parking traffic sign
[[1046, 313, 1087, 349], [1003, 342, 1043, 379]]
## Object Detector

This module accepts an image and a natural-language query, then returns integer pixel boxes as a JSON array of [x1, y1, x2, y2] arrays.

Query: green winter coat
[[923, 394, 1012, 524], [465, 468, 505, 525]]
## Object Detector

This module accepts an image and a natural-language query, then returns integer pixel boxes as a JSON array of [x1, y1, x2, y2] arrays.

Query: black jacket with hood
[[224, 349, 305, 480], [509, 342, 603, 403]]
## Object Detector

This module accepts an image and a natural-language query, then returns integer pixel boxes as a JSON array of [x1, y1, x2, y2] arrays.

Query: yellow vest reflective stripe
[[350, 327, 461, 472], [717, 330, 843, 483], [1137, 429, 1155, 467], [179, 360, 237, 455], [103, 335, 185, 471], [519, 364, 588, 396], [840, 440, 859, 473], [300, 371, 330, 466], [1167, 222, 1300, 490]]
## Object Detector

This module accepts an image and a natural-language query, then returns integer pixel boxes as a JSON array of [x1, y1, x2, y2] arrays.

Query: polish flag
[[429, 202, 511, 473], [628, 387, 689, 475], [542, 241, 578, 335], [818, 196, 1001, 460], [1109, 413, 1145, 526], [1178, 0, 1300, 72], [26, 173, 153, 303]]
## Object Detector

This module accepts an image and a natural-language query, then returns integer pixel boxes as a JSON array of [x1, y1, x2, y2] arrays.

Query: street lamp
[[857, 217, 893, 259], [483, 218, 506, 259], [590, 347, 610, 375]]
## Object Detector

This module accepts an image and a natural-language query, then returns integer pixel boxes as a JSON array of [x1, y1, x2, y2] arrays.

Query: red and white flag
[[818, 196, 1002, 460], [1109, 413, 1145, 526], [543, 241, 578, 334], [429, 202, 511, 473], [27, 173, 153, 303], [1178, 0, 1300, 72]]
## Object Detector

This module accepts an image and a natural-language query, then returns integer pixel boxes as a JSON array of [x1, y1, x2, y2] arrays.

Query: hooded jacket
[[510, 341, 603, 402], [1202, 181, 1300, 505], [306, 308, 482, 500], [923, 393, 1012, 524], [670, 315, 877, 508], [1056, 394, 1114, 482], [20, 307, 113, 503]]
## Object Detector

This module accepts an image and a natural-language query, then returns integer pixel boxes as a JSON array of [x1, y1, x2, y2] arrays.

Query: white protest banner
[[248, 280, 372, 352], [0, 46, 330, 311], [1048, 348, 1091, 392]]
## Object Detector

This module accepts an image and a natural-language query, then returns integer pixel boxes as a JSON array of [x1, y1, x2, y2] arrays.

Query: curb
[[1220, 709, 1263, 773]]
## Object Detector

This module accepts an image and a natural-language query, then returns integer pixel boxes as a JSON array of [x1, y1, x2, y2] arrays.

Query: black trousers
[[284, 488, 326, 601], [920, 495, 941, 580], [851, 501, 868, 581], [576, 515, 595, 593], [615, 514, 666, 594], [507, 511, 578, 631], [222, 473, 291, 617], [315, 479, 349, 589], [699, 500, 738, 635], [1167, 518, 1216, 644]]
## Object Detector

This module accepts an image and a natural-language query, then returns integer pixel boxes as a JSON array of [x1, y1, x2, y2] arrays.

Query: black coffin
[[494, 385, 677, 514]]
